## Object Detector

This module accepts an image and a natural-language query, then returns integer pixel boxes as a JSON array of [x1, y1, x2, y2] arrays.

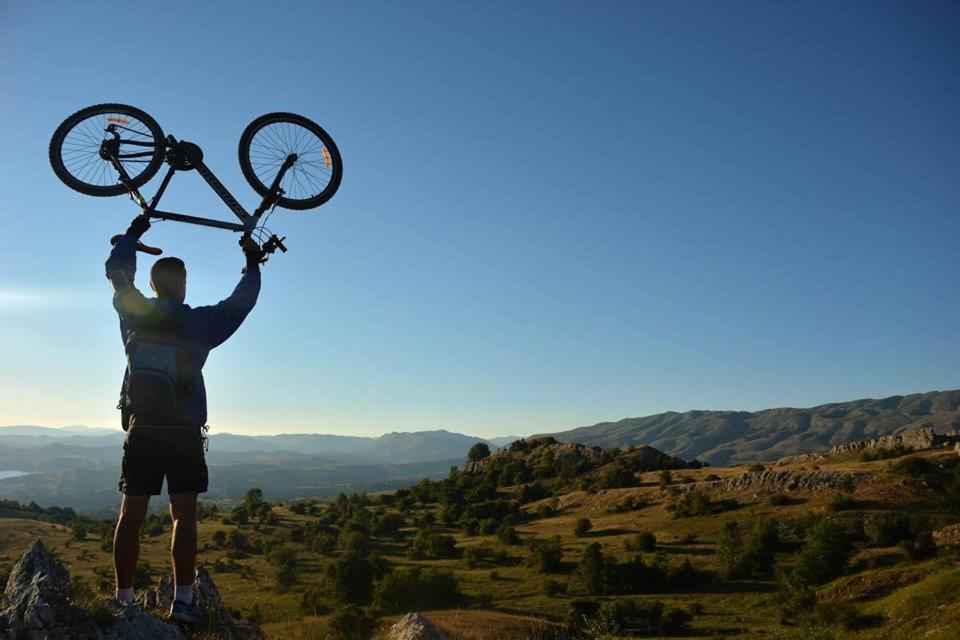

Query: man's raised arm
[[191, 236, 264, 349], [105, 215, 152, 323]]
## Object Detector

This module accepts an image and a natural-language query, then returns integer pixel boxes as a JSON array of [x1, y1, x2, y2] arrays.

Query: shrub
[[748, 463, 766, 473], [328, 605, 376, 640], [574, 518, 592, 538], [787, 519, 850, 588], [529, 536, 565, 573], [638, 531, 657, 552], [542, 578, 565, 596], [658, 470, 673, 487], [373, 567, 460, 612], [767, 493, 790, 506], [863, 513, 912, 547], [496, 523, 520, 545], [325, 553, 375, 604], [890, 456, 936, 478], [827, 491, 855, 511]]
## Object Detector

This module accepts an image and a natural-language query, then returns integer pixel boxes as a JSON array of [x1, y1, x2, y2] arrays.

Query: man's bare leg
[[114, 494, 150, 600], [169, 492, 198, 602]]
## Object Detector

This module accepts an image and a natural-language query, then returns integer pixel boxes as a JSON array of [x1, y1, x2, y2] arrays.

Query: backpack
[[120, 312, 194, 429]]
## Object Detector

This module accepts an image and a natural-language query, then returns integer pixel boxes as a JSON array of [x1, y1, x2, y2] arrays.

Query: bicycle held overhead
[[49, 103, 343, 264]]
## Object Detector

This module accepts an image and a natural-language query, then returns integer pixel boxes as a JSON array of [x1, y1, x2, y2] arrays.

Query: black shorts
[[119, 424, 208, 496]]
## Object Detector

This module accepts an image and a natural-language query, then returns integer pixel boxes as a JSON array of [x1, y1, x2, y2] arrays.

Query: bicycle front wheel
[[49, 103, 165, 197], [238, 112, 342, 210]]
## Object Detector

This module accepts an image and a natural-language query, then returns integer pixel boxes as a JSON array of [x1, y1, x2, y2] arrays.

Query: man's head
[[150, 257, 187, 302]]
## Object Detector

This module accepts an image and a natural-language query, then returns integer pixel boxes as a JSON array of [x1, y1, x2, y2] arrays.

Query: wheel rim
[[58, 110, 160, 189], [247, 121, 335, 203]]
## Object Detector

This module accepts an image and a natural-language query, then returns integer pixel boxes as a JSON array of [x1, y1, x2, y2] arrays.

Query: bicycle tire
[[49, 103, 165, 197], [238, 112, 342, 211]]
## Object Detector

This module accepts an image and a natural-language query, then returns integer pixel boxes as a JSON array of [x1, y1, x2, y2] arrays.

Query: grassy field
[[2, 442, 960, 639]]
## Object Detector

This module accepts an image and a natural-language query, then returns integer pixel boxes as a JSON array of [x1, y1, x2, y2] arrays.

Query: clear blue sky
[[1, 1, 958, 437]]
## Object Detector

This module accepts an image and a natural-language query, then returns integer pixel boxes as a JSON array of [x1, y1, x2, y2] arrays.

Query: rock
[[385, 612, 448, 640], [682, 470, 866, 497], [105, 601, 183, 640], [778, 427, 960, 465], [0, 539, 100, 640], [138, 566, 263, 640], [0, 539, 261, 640]]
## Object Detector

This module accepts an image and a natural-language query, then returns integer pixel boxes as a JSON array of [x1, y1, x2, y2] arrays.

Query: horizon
[[3, 1, 959, 437], [4, 384, 956, 439]]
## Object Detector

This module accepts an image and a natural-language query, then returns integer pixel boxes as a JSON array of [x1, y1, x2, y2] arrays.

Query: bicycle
[[49, 103, 343, 262]]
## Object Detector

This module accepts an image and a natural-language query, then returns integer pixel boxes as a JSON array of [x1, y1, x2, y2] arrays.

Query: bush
[[542, 578, 565, 596], [767, 493, 790, 506], [863, 513, 912, 547], [638, 531, 657, 552], [496, 523, 520, 545], [325, 553, 375, 604], [787, 519, 851, 588], [328, 605, 376, 640], [373, 567, 460, 612], [827, 491, 855, 511], [574, 518, 592, 538], [529, 536, 565, 573], [748, 463, 766, 473], [671, 489, 737, 517], [890, 456, 936, 478]]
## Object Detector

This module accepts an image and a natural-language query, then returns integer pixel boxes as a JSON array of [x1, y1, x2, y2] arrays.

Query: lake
[[0, 471, 30, 480]]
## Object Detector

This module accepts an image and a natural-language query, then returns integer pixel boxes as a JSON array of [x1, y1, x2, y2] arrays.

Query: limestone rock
[[778, 427, 960, 465], [0, 539, 100, 640], [138, 567, 263, 640], [385, 613, 448, 640]]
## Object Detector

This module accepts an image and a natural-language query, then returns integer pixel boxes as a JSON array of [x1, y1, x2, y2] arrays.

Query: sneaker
[[169, 597, 202, 624]]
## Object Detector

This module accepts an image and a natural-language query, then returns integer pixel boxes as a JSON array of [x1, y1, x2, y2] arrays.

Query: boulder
[[0, 539, 100, 639], [385, 612, 448, 640]]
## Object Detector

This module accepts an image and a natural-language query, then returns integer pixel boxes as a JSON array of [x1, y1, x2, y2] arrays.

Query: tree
[[716, 521, 744, 579], [789, 519, 850, 588], [637, 531, 657, 552], [468, 442, 492, 462], [529, 536, 565, 573], [326, 554, 375, 604], [579, 543, 606, 595], [373, 567, 460, 612], [574, 518, 593, 538]]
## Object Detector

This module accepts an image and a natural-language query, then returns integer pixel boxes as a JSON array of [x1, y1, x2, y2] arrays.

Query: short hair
[[150, 257, 186, 299]]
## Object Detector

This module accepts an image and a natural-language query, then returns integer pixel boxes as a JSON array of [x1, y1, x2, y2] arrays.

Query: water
[[0, 471, 29, 480]]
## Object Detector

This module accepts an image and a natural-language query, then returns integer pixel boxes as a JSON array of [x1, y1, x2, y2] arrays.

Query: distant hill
[[0, 426, 496, 464], [545, 390, 960, 465]]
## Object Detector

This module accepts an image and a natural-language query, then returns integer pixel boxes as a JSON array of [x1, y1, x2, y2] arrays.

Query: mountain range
[[546, 389, 960, 465]]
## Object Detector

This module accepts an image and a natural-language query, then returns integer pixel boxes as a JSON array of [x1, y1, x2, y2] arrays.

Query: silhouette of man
[[105, 214, 263, 622]]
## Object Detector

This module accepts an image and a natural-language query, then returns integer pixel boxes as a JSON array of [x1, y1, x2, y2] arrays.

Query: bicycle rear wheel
[[49, 104, 165, 197], [238, 112, 342, 210]]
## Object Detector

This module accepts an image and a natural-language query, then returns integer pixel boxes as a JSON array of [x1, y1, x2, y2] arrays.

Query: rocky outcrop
[[778, 427, 960, 465], [0, 539, 100, 639], [385, 612, 448, 640], [138, 567, 262, 639], [681, 470, 867, 497], [0, 539, 261, 640]]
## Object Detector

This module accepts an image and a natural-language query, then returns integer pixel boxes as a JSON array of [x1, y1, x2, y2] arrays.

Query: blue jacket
[[105, 234, 261, 427]]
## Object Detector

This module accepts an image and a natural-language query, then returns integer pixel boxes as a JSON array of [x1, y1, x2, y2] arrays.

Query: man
[[105, 214, 263, 623]]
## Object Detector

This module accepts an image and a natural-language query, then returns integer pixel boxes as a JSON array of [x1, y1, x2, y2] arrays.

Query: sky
[[1, 1, 958, 437]]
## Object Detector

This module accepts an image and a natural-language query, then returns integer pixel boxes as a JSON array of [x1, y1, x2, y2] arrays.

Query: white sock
[[116, 587, 135, 603], [175, 585, 194, 605]]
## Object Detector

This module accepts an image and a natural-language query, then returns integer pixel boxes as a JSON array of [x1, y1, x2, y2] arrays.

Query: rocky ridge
[[777, 427, 960, 465]]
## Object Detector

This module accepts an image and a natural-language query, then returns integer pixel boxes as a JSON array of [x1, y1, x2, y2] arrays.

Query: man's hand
[[240, 235, 266, 266], [125, 215, 151, 240]]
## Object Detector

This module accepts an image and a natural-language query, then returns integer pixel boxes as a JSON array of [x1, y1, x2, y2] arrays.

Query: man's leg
[[114, 494, 150, 600], [169, 492, 198, 603]]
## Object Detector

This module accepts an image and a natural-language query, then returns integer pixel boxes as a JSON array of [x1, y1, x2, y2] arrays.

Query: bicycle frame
[[103, 132, 296, 236]]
